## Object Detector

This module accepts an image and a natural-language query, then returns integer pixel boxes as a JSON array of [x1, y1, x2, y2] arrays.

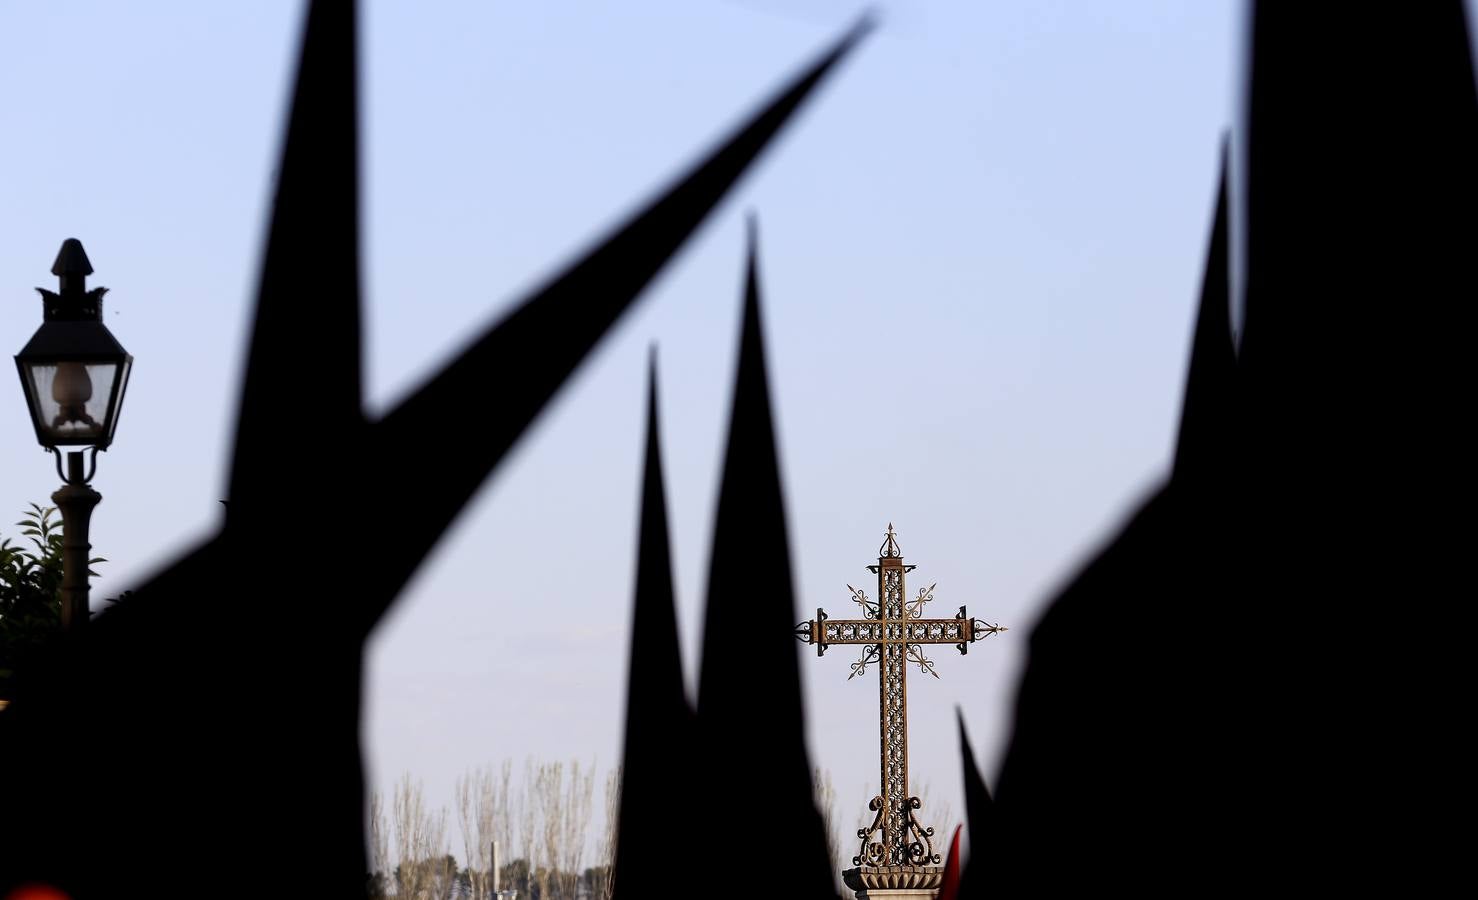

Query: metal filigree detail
[[847, 583, 880, 619], [848, 644, 880, 680], [801, 525, 1008, 873], [853, 794, 941, 867], [906, 581, 936, 618], [973, 617, 1008, 638], [905, 643, 939, 679], [796, 609, 829, 655], [879, 523, 902, 558], [904, 796, 941, 865], [854, 795, 887, 867]]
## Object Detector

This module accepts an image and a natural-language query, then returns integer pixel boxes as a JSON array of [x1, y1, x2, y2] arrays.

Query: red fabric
[[6, 886, 71, 900], [938, 824, 963, 900]]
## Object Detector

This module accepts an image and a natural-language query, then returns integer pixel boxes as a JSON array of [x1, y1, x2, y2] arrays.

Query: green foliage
[[364, 871, 388, 900], [367, 854, 600, 900], [582, 864, 613, 899], [393, 853, 460, 899], [501, 857, 532, 897], [0, 502, 106, 694], [1, 504, 66, 676]]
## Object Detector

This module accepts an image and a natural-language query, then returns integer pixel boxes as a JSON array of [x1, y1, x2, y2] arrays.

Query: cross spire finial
[[880, 523, 902, 558]]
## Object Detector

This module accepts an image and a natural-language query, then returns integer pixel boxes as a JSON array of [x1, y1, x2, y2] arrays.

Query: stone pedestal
[[842, 866, 942, 899]]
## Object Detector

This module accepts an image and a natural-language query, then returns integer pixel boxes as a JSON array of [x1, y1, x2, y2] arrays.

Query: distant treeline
[[367, 759, 614, 900], [366, 760, 953, 900]]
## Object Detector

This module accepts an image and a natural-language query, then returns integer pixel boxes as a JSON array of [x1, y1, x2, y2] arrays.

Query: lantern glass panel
[[23, 360, 121, 445]]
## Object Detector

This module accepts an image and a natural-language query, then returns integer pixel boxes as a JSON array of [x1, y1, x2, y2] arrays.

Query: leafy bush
[[0, 503, 105, 695]]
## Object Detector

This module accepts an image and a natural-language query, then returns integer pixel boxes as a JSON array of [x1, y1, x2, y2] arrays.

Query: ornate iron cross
[[795, 525, 1006, 869]]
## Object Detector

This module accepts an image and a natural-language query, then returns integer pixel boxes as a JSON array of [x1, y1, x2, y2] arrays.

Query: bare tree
[[527, 758, 597, 900], [534, 760, 561, 900], [393, 772, 450, 900], [814, 767, 847, 897], [495, 759, 515, 877], [594, 765, 621, 900], [456, 760, 515, 900], [369, 788, 391, 898], [455, 767, 490, 900], [557, 759, 595, 900], [373, 760, 611, 900], [516, 757, 539, 894]]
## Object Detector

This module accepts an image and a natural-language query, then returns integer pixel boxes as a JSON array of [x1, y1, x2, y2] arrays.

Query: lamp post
[[14, 239, 132, 631]]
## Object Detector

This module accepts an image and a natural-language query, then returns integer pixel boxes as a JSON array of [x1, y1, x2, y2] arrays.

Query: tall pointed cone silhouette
[[958, 712, 994, 846], [365, 17, 874, 622], [0, 3, 369, 894], [223, 0, 372, 884], [993, 148, 1239, 888], [697, 219, 833, 896], [954, 709, 993, 899], [1241, 3, 1478, 385], [612, 352, 699, 896], [0, 8, 875, 897], [229, 0, 364, 517], [996, 7, 1478, 889], [1237, 3, 1478, 884], [1170, 142, 1234, 486]]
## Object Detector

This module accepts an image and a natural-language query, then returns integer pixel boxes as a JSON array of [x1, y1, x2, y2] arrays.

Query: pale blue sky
[[2, 0, 1241, 863]]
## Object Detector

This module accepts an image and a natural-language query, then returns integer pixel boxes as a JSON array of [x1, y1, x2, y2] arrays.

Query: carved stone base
[[842, 866, 942, 899]]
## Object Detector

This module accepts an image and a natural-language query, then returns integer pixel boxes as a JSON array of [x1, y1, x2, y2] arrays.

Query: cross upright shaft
[[795, 525, 1005, 870]]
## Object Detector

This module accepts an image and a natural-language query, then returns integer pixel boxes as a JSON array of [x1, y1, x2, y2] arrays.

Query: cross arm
[[904, 607, 1008, 654], [795, 609, 886, 656], [793, 607, 1006, 656]]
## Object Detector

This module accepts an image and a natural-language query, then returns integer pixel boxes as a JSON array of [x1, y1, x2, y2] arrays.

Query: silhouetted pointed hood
[[1170, 143, 1235, 486], [0, 5, 874, 893], [697, 219, 834, 896], [229, 0, 364, 520], [612, 352, 698, 897], [362, 17, 875, 621], [1234, 2, 1478, 883], [1241, 3, 1478, 389], [992, 149, 1240, 887], [955, 710, 994, 900], [958, 710, 993, 861]]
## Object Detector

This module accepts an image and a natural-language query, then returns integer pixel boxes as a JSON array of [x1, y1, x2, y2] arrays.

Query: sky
[[2, 0, 1242, 867]]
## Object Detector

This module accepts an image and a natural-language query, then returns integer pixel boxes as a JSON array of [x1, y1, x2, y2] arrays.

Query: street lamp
[[14, 238, 132, 631]]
